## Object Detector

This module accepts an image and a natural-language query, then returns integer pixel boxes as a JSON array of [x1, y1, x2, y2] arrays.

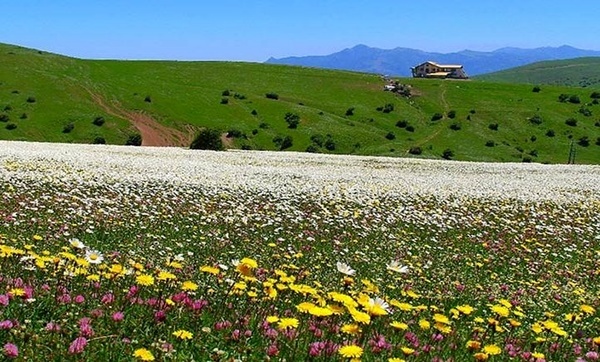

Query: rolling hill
[[0, 42, 599, 164], [476, 57, 600, 88], [265, 44, 600, 77]]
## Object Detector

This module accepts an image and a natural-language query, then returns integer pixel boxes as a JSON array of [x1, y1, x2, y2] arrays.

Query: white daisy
[[85, 249, 104, 264], [336, 262, 356, 276], [386, 260, 409, 273], [69, 238, 86, 250]]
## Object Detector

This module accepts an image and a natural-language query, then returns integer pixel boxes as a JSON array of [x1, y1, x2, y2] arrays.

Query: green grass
[[1, 43, 599, 164], [476, 57, 600, 88]]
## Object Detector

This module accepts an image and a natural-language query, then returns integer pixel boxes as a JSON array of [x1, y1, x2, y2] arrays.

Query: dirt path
[[86, 88, 193, 147]]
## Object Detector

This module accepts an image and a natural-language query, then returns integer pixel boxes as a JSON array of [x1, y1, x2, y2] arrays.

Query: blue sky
[[2, 1, 599, 61]]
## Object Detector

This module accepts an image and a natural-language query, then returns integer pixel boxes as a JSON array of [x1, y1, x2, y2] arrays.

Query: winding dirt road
[[86, 89, 193, 147]]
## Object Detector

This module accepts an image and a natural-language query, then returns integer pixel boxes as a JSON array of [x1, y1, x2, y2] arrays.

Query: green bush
[[578, 136, 590, 147], [20, 113, 27, 119], [578, 107, 592, 117], [226, 129, 244, 138], [488, 123, 499, 131], [396, 120, 408, 128], [590, 91, 600, 99], [3, 105, 12, 111], [532, 86, 541, 93], [431, 113, 443, 121], [441, 148, 454, 160], [144, 96, 152, 103], [324, 137, 336, 151], [92, 116, 105, 126], [406, 125, 415, 132], [125, 133, 142, 146], [385, 132, 396, 140], [447, 110, 456, 119], [265, 92, 279, 100], [220, 98, 229, 105], [449, 123, 461, 131], [221, 89, 231, 97], [485, 140, 495, 147], [408, 146, 422, 155], [0, 114, 9, 122], [565, 118, 578, 127], [62, 123, 74, 133], [284, 112, 300, 129], [345, 107, 355, 116], [310, 134, 325, 147], [5, 123, 16, 130], [190, 129, 223, 150], [529, 115, 543, 125], [26, 96, 36, 103], [569, 95, 581, 104], [251, 109, 258, 116], [545, 130, 555, 137], [93, 136, 106, 144]]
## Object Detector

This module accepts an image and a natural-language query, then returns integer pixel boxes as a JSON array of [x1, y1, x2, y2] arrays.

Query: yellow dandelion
[[133, 348, 155, 361], [433, 313, 451, 325], [466, 340, 481, 350], [172, 329, 193, 340], [418, 319, 430, 330], [277, 318, 299, 330], [296, 302, 316, 313], [157, 270, 177, 281], [482, 344, 501, 355], [473, 352, 489, 361], [581, 304, 596, 315], [308, 306, 333, 317], [400, 347, 415, 355], [456, 304, 474, 315], [338, 345, 363, 359], [390, 321, 409, 330], [181, 281, 198, 291], [340, 323, 361, 335], [266, 316, 279, 323], [136, 274, 155, 286], [200, 265, 220, 275], [349, 308, 371, 324]]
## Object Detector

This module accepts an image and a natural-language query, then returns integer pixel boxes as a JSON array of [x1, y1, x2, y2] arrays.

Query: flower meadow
[[0, 140, 599, 361]]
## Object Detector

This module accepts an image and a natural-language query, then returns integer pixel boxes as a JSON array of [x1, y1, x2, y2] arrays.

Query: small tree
[[26, 96, 36, 103], [144, 95, 152, 103], [396, 120, 408, 128], [190, 128, 224, 150], [265, 92, 279, 100], [93, 136, 106, 144], [431, 113, 443, 121], [284, 112, 300, 129], [532, 86, 541, 93], [488, 123, 499, 131], [385, 132, 396, 140], [92, 116, 105, 126], [529, 115, 543, 125], [565, 118, 578, 127], [447, 110, 456, 119], [569, 95, 581, 104], [63, 123, 74, 133], [408, 146, 422, 155], [279, 136, 293, 150], [345, 107, 355, 116]]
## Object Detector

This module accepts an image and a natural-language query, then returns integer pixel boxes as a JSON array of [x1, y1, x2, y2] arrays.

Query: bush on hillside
[[190, 128, 223, 150], [265, 92, 279, 100], [125, 133, 142, 146], [405, 125, 415, 132], [396, 120, 408, 128], [20, 113, 27, 119], [0, 114, 9, 122], [62, 123, 74, 133], [447, 110, 456, 119], [558, 94, 569, 103], [431, 113, 443, 121], [5, 123, 16, 130], [545, 129, 555, 137], [569, 95, 581, 104], [92, 116, 105, 126], [273, 135, 293, 150], [578, 136, 590, 147], [449, 122, 461, 131], [324, 137, 336, 151], [485, 140, 495, 147], [3, 105, 12, 111], [221, 89, 231, 97], [408, 146, 422, 155], [441, 148, 454, 160], [385, 132, 396, 140], [565, 118, 578, 127], [488, 123, 499, 131], [144, 96, 152, 103], [345, 107, 355, 116], [26, 96, 36, 103], [284, 112, 300, 129], [590, 91, 600, 99], [93, 136, 106, 144], [529, 115, 543, 125], [578, 107, 592, 117], [532, 86, 541, 93]]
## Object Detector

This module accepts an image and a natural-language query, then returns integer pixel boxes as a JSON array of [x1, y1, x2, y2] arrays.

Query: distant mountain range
[[265, 45, 600, 77]]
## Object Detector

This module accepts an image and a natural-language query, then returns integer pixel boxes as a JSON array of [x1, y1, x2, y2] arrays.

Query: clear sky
[[2, 0, 599, 62]]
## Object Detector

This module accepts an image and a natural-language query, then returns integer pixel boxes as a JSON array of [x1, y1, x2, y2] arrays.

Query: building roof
[[419, 61, 463, 69]]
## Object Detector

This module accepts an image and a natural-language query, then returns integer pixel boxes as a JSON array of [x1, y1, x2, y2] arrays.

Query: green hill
[[476, 57, 600, 88], [1, 43, 599, 164]]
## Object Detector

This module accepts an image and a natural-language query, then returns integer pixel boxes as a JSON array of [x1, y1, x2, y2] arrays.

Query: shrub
[[569, 95, 581, 104], [596, 121, 600, 127], [92, 116, 105, 126], [251, 129, 258, 135], [485, 140, 495, 147], [220, 98, 229, 105], [11, 90, 19, 94], [20, 113, 27, 119], [190, 129, 223, 150], [345, 107, 355, 116], [5, 123, 16, 130], [441, 148, 454, 160], [284, 112, 300, 129], [408, 146, 422, 155], [522, 156, 533, 163], [26, 96, 36, 103], [558, 94, 569, 102], [431, 113, 443, 121], [532, 86, 541, 93], [258, 122, 270, 129], [578, 136, 590, 147], [381, 103, 394, 113], [565, 118, 578, 127], [396, 120, 408, 128], [324, 138, 336, 151], [251, 109, 258, 116], [545, 130, 555, 137], [226, 129, 244, 138], [241, 144, 252, 150], [144, 96, 152, 103], [233, 93, 246, 100], [221, 89, 231, 97], [449, 122, 461, 131], [596, 137, 600, 146], [578, 107, 592, 117], [125, 133, 143, 146], [62, 123, 74, 133], [279, 135, 293, 150], [93, 136, 106, 144], [305, 145, 319, 153], [3, 105, 12, 111], [530, 135, 537, 142], [385, 132, 396, 140], [529, 115, 543, 125], [265, 92, 279, 100], [0, 114, 9, 122], [488, 123, 499, 131], [405, 125, 415, 132], [310, 134, 325, 147], [590, 91, 600, 99], [447, 110, 456, 119], [469, 109, 476, 114]]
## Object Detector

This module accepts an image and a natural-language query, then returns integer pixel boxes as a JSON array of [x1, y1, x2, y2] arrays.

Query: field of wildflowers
[[0, 140, 599, 361]]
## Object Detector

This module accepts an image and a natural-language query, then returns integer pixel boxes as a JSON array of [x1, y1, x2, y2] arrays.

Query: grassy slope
[[476, 57, 600, 88], [0, 43, 599, 164]]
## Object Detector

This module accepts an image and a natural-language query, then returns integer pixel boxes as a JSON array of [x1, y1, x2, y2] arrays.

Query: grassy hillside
[[476, 57, 600, 88], [1, 43, 599, 164]]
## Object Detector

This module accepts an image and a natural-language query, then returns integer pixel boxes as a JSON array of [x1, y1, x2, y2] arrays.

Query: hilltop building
[[411, 61, 468, 79]]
